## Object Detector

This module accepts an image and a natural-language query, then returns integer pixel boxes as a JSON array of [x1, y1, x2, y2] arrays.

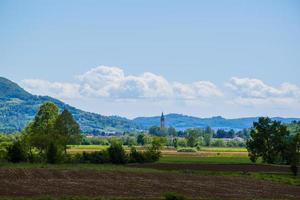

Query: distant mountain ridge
[[0, 77, 299, 133], [0, 77, 140, 133], [133, 114, 300, 130]]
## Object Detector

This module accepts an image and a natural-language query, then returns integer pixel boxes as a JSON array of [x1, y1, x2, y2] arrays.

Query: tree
[[149, 126, 167, 136], [228, 129, 235, 138], [172, 137, 178, 148], [185, 128, 201, 147], [211, 139, 225, 147], [246, 117, 290, 164], [236, 128, 250, 139], [6, 140, 26, 163], [204, 126, 214, 146], [27, 102, 59, 154], [289, 133, 300, 176], [177, 138, 187, 147], [215, 129, 227, 138], [168, 127, 177, 137], [137, 134, 145, 146], [46, 142, 59, 164], [54, 109, 81, 152], [215, 129, 235, 138], [149, 126, 161, 136], [108, 142, 128, 164]]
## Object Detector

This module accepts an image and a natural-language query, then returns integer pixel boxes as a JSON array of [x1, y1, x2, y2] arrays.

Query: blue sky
[[1, 0, 300, 118]]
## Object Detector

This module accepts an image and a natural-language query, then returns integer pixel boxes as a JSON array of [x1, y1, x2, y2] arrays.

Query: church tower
[[160, 112, 165, 129]]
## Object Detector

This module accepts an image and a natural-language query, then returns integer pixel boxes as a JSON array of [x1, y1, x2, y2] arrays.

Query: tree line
[[149, 125, 250, 139], [4, 102, 161, 164]]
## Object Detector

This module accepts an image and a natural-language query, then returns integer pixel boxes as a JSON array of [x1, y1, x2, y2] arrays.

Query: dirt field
[[0, 168, 299, 199], [129, 163, 291, 172]]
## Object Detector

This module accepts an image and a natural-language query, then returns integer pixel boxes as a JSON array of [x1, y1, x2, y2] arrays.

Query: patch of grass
[[158, 155, 253, 164], [200, 147, 247, 152], [0, 162, 163, 174], [68, 145, 109, 150], [177, 148, 197, 152], [0, 196, 161, 200]]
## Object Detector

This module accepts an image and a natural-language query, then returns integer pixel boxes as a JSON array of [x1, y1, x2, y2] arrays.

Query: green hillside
[[0, 77, 141, 133]]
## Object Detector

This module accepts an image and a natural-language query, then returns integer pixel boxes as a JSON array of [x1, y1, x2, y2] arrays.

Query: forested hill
[[133, 114, 300, 130], [0, 77, 141, 133]]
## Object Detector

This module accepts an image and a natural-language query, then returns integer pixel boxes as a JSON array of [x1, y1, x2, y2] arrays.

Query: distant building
[[160, 112, 165, 129]]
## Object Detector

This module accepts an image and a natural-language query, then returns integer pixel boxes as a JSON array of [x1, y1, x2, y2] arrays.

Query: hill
[[133, 114, 300, 130], [0, 77, 141, 133]]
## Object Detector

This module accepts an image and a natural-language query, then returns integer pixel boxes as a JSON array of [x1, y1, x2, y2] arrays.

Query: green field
[[68, 145, 109, 150], [200, 147, 247, 152], [159, 155, 253, 164]]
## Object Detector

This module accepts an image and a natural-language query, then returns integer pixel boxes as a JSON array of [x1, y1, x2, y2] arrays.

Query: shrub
[[177, 138, 187, 147], [46, 142, 60, 164], [129, 147, 146, 163], [143, 145, 161, 163], [75, 151, 110, 164], [177, 148, 196, 152], [164, 192, 188, 200], [6, 141, 26, 163], [108, 142, 128, 164], [290, 164, 298, 176], [211, 139, 226, 147]]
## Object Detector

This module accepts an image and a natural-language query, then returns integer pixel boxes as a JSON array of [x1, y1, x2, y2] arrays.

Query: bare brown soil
[[0, 168, 299, 199], [129, 163, 291, 172]]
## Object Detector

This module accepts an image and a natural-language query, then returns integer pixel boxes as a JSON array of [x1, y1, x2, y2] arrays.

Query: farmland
[[0, 147, 299, 200]]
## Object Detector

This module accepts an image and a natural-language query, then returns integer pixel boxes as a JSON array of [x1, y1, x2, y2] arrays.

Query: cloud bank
[[21, 66, 300, 117], [22, 66, 222, 100]]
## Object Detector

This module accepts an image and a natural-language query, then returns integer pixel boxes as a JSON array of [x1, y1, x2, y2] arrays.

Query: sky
[[1, 0, 300, 118]]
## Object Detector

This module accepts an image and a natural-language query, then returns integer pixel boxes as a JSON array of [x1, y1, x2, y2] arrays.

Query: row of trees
[[247, 117, 300, 175], [5, 102, 161, 164], [148, 125, 250, 139], [82, 133, 246, 148], [6, 102, 82, 163]]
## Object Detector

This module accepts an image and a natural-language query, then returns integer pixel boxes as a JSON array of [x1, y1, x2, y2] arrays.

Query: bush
[[46, 142, 60, 164], [6, 141, 26, 163], [177, 138, 187, 147], [164, 192, 188, 200], [108, 142, 128, 164], [177, 148, 197, 152], [46, 142, 63, 164], [143, 146, 161, 163], [211, 139, 226, 147], [129, 147, 146, 163], [73, 151, 110, 164], [290, 164, 298, 176]]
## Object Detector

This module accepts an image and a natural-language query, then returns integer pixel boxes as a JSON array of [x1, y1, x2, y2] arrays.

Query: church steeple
[[160, 112, 165, 129]]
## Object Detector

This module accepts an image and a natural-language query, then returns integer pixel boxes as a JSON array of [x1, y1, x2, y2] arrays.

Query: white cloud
[[226, 77, 300, 106], [173, 81, 223, 99], [22, 79, 81, 99], [22, 65, 221, 101], [20, 69, 300, 118]]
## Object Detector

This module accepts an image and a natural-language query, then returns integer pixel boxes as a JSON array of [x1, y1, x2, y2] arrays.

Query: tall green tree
[[54, 109, 81, 152], [185, 128, 201, 147], [289, 132, 300, 175], [246, 117, 290, 164], [167, 127, 177, 137], [137, 134, 145, 146], [27, 102, 59, 154], [204, 126, 214, 146]]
